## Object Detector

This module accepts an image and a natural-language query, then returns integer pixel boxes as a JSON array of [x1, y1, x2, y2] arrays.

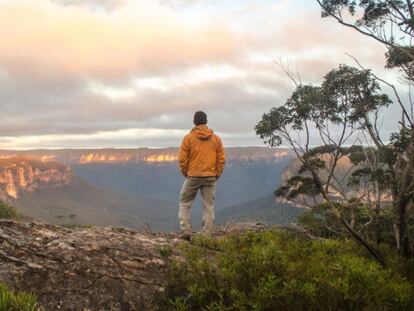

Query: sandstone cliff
[[0, 147, 292, 165], [0, 157, 73, 201]]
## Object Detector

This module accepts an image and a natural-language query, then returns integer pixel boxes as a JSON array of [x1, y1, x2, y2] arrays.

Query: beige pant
[[179, 176, 216, 233]]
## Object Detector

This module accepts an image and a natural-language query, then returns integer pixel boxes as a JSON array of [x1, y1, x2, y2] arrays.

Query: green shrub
[[0, 283, 41, 311], [298, 203, 414, 248], [0, 201, 18, 219], [161, 231, 414, 311]]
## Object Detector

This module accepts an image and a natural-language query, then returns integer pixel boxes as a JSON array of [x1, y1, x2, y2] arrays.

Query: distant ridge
[[0, 147, 292, 165]]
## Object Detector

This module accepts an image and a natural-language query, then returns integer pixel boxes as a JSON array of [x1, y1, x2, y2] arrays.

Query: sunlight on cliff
[[145, 154, 178, 163]]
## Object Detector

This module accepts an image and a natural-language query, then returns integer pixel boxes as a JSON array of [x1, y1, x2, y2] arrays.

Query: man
[[178, 111, 225, 239]]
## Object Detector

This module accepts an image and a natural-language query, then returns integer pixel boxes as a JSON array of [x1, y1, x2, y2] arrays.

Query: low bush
[[297, 203, 414, 248], [161, 230, 414, 311], [0, 283, 41, 311], [0, 201, 18, 219]]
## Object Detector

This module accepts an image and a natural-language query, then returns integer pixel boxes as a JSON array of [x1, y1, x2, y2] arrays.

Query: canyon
[[0, 147, 375, 230], [0, 157, 72, 201], [0, 148, 302, 231]]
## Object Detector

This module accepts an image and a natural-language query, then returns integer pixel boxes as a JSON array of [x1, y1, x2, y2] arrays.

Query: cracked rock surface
[[0, 220, 267, 310], [0, 220, 178, 310]]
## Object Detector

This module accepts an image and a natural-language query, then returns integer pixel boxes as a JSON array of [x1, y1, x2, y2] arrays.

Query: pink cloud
[[0, 0, 399, 148], [0, 0, 245, 80]]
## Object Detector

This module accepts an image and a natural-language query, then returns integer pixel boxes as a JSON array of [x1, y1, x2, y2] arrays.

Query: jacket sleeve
[[178, 135, 190, 176], [215, 136, 226, 177]]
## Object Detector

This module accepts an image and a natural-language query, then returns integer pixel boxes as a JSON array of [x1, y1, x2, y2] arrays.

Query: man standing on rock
[[178, 111, 226, 240]]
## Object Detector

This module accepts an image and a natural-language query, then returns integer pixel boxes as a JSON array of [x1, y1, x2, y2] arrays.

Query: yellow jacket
[[178, 125, 225, 177]]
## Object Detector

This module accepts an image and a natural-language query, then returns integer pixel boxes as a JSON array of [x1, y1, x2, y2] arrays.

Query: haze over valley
[[0, 147, 302, 230]]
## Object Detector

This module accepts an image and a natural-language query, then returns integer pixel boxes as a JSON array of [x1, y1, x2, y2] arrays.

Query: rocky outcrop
[[0, 157, 73, 201], [0, 221, 267, 311]]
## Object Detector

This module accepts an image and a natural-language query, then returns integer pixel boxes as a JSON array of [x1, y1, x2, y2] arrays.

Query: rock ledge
[[0, 220, 266, 310]]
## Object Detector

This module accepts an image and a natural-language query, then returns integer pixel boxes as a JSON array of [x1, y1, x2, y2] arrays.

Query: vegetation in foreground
[[0, 283, 40, 311], [161, 230, 414, 311], [0, 201, 19, 219], [254, 0, 414, 264]]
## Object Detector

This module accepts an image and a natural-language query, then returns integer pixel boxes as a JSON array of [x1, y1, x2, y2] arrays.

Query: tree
[[317, 0, 414, 258], [256, 65, 391, 264], [318, 1, 414, 83]]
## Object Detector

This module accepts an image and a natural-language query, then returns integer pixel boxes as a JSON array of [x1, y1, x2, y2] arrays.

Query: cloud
[[159, 0, 204, 8], [0, 0, 398, 148], [0, 0, 244, 81], [52, 0, 128, 10], [53, 0, 203, 10]]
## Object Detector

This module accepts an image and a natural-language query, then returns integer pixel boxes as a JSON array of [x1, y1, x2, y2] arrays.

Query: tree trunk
[[350, 207, 355, 228], [393, 223, 400, 251], [310, 171, 386, 266], [397, 201, 413, 258], [394, 139, 414, 258], [338, 214, 386, 266]]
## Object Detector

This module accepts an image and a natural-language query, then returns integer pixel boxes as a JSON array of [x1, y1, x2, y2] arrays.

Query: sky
[[0, 0, 402, 149]]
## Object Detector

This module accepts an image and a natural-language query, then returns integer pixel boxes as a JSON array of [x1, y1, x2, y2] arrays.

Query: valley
[[0, 147, 303, 231]]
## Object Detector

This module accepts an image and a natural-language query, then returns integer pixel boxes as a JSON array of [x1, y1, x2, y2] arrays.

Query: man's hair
[[193, 111, 207, 126]]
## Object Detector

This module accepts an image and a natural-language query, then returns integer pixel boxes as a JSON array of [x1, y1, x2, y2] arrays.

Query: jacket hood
[[192, 125, 213, 141]]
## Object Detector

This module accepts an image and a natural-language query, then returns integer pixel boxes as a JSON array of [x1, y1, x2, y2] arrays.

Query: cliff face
[[0, 147, 293, 165], [0, 157, 73, 201], [78, 152, 179, 164], [78, 149, 291, 164], [279, 155, 393, 207]]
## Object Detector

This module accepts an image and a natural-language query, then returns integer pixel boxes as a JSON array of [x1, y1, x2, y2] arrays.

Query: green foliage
[[298, 203, 401, 243], [159, 245, 173, 261], [0, 201, 19, 219], [298, 202, 414, 259], [320, 0, 406, 27], [256, 64, 404, 260], [319, 1, 414, 82], [390, 127, 413, 153], [386, 46, 414, 71], [275, 176, 320, 199], [255, 85, 321, 147], [161, 231, 414, 311], [0, 283, 41, 311], [321, 66, 391, 123], [255, 106, 290, 147], [255, 65, 390, 149]]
